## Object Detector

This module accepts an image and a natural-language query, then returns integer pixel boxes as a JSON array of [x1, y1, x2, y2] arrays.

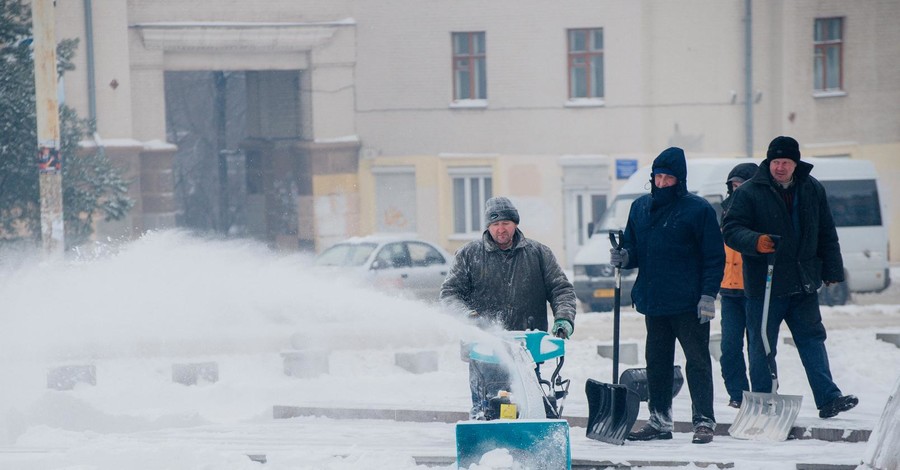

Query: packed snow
[[0, 230, 898, 469]]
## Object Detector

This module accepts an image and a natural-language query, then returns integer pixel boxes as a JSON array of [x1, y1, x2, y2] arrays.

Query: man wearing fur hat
[[610, 147, 724, 444], [722, 136, 857, 419], [441, 196, 576, 419]]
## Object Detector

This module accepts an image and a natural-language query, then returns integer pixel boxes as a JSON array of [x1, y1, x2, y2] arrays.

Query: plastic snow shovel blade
[[584, 379, 639, 445], [455, 419, 571, 470], [863, 374, 900, 469], [728, 390, 802, 441]]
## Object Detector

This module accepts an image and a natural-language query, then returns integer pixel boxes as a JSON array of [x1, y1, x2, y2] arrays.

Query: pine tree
[[0, 0, 133, 249]]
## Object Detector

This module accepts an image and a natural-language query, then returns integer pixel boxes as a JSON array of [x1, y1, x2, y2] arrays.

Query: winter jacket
[[720, 244, 744, 296], [719, 169, 754, 298], [620, 148, 725, 316], [440, 229, 576, 332], [722, 159, 844, 298]]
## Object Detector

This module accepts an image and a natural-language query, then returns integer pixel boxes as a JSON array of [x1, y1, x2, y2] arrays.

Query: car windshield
[[594, 195, 638, 233], [315, 243, 378, 267]]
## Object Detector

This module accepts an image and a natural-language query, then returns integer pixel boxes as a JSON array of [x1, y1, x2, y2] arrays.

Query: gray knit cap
[[484, 197, 520, 228]]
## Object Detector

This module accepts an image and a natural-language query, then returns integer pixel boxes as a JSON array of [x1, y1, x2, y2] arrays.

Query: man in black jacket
[[441, 196, 576, 419], [722, 136, 857, 419], [610, 147, 724, 444]]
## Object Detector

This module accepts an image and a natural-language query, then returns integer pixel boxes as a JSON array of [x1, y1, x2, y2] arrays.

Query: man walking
[[441, 196, 577, 419], [610, 147, 725, 444], [722, 136, 857, 418]]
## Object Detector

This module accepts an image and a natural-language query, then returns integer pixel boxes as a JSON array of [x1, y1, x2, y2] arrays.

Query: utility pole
[[32, 0, 65, 256]]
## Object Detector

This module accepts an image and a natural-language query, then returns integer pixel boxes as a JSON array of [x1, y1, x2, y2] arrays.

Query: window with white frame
[[567, 28, 604, 99], [452, 32, 487, 100], [814, 18, 843, 92], [450, 169, 493, 234]]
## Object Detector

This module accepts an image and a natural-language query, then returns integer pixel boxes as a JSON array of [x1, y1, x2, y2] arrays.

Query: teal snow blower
[[456, 330, 571, 470]]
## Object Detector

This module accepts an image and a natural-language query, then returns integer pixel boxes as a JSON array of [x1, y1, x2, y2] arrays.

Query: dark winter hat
[[651, 147, 687, 183], [484, 197, 520, 228], [766, 136, 801, 163], [726, 162, 759, 194]]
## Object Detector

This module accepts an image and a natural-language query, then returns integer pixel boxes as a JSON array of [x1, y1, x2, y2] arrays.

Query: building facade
[[55, 0, 900, 264]]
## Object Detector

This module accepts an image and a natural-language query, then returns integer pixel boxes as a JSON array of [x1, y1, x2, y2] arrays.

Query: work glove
[[609, 248, 629, 267], [697, 295, 716, 324], [756, 234, 776, 254], [552, 318, 574, 339]]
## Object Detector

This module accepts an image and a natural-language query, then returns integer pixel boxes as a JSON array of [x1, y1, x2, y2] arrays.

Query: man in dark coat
[[722, 135, 858, 419], [610, 147, 724, 444], [441, 196, 576, 419]]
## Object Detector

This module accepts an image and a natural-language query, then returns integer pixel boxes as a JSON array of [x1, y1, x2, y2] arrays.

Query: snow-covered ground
[[0, 231, 898, 469]]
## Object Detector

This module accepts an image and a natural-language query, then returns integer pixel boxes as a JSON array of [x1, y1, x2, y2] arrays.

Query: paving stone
[[172, 362, 219, 385], [395, 350, 439, 374], [281, 350, 329, 378], [597, 342, 638, 365], [47, 365, 96, 390], [876, 332, 900, 348]]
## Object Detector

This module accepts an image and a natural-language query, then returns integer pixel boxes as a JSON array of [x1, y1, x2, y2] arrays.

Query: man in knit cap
[[441, 196, 576, 419], [723, 136, 858, 419]]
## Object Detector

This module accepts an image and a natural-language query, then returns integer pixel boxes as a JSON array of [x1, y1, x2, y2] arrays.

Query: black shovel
[[585, 230, 640, 445]]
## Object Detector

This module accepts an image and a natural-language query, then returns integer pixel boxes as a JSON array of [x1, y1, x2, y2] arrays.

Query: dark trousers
[[746, 292, 842, 409], [645, 312, 716, 431], [468, 361, 510, 419], [719, 295, 751, 403]]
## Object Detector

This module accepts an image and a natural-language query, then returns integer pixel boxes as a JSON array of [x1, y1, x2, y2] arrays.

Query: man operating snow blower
[[441, 196, 577, 469], [441, 196, 577, 420]]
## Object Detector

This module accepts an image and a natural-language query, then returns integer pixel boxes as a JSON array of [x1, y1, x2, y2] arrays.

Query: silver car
[[314, 234, 453, 302]]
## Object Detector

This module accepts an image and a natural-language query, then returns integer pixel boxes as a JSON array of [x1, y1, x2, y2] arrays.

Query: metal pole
[[32, 0, 65, 256], [744, 0, 753, 158]]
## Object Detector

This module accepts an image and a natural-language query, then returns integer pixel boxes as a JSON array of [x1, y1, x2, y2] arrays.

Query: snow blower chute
[[456, 330, 571, 470], [729, 236, 803, 441], [585, 230, 640, 445]]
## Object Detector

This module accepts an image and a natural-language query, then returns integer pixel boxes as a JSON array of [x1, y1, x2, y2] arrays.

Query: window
[[814, 18, 843, 92], [820, 179, 882, 227], [567, 28, 604, 99], [452, 32, 487, 100], [451, 171, 493, 234], [408, 242, 446, 267]]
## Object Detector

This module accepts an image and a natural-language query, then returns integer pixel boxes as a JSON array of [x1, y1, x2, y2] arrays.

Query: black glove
[[609, 248, 628, 267]]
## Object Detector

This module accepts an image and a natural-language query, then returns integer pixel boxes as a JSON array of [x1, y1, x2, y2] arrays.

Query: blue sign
[[616, 159, 638, 180]]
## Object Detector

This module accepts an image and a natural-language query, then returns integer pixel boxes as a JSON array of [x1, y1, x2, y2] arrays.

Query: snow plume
[[0, 230, 475, 361]]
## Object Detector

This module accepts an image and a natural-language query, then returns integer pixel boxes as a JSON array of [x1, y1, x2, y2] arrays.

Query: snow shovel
[[729, 236, 802, 441], [585, 230, 640, 445], [862, 373, 900, 469]]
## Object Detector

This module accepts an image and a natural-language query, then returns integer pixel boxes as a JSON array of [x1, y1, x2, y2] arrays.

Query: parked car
[[314, 234, 453, 302]]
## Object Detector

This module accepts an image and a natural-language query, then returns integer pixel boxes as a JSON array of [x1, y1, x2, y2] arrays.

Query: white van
[[572, 157, 890, 312]]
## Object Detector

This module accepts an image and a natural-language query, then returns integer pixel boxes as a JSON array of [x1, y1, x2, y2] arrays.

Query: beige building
[[55, 1, 900, 265]]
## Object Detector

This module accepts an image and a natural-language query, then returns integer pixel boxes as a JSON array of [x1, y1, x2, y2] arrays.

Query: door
[[565, 191, 607, 267]]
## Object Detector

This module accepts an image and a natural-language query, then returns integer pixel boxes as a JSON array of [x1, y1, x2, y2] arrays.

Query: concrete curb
[[272, 405, 871, 443]]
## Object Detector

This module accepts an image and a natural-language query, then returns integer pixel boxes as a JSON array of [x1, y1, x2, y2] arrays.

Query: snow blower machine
[[456, 330, 571, 470]]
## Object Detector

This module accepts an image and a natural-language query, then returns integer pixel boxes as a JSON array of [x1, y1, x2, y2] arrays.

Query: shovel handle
[[608, 230, 622, 250], [761, 234, 782, 391], [608, 230, 624, 383]]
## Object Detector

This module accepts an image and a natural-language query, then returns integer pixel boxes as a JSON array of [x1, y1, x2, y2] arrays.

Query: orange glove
[[756, 235, 776, 254]]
